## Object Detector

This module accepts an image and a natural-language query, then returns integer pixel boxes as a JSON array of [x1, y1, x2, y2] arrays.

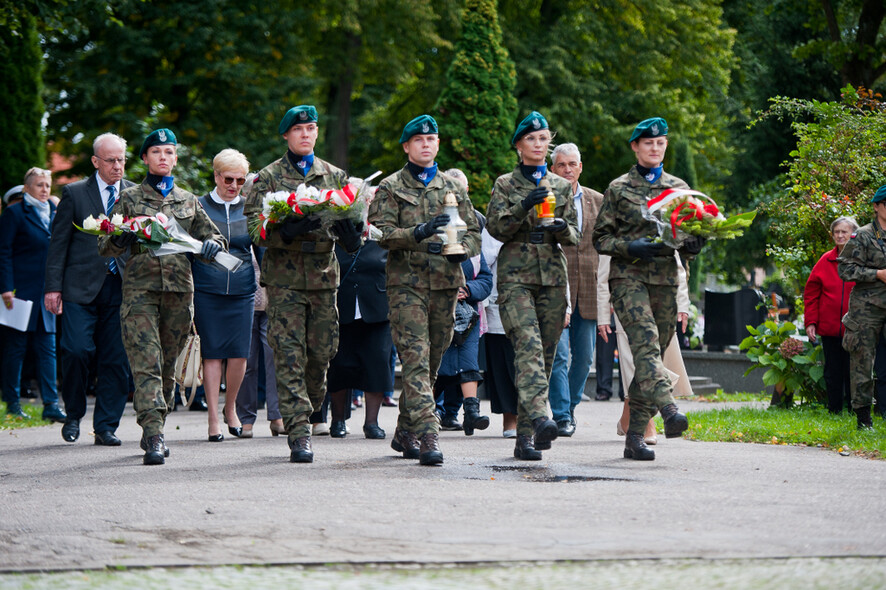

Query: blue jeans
[[2, 324, 58, 408], [548, 307, 596, 422]]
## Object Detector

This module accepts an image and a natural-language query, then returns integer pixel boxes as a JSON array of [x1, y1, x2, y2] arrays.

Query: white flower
[[82, 215, 98, 231], [110, 213, 124, 226]]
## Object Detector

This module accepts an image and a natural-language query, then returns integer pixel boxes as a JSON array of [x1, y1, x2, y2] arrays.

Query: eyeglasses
[[95, 157, 127, 165], [221, 176, 246, 186]]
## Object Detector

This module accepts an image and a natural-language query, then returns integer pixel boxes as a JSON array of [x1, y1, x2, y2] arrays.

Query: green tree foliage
[[0, 15, 45, 191], [434, 0, 517, 209], [754, 85, 886, 292], [497, 0, 735, 197]]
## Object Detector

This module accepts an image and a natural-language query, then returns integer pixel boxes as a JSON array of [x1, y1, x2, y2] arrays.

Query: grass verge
[[684, 404, 886, 459], [0, 401, 52, 430], [675, 390, 769, 403]]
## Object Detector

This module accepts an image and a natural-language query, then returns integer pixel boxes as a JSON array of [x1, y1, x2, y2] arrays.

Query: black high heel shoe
[[208, 433, 224, 442], [224, 413, 243, 438]]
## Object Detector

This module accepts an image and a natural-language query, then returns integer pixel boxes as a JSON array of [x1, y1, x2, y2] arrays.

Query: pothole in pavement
[[488, 465, 633, 483]]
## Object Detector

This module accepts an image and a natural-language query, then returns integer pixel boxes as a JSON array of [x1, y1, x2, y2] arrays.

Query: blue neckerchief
[[147, 174, 175, 197], [637, 163, 663, 184], [519, 163, 547, 186], [287, 151, 314, 176], [407, 161, 438, 186]]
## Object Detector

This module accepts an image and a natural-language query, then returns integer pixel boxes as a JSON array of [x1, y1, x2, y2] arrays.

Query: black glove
[[521, 187, 549, 211], [414, 214, 450, 242], [540, 218, 567, 232], [332, 219, 363, 253], [111, 230, 138, 248], [627, 237, 665, 261], [446, 253, 468, 263], [201, 240, 222, 260], [279, 215, 322, 244], [683, 236, 707, 256]]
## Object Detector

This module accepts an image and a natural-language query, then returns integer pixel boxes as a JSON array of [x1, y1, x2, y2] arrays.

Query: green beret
[[279, 105, 318, 135], [512, 111, 549, 145], [629, 117, 668, 143], [139, 128, 177, 158], [399, 115, 438, 143], [871, 185, 886, 204]]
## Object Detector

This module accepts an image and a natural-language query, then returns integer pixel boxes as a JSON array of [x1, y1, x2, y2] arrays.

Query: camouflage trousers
[[610, 278, 677, 433], [498, 284, 567, 436], [841, 302, 886, 409], [266, 286, 338, 441], [120, 289, 193, 437], [388, 286, 457, 436]]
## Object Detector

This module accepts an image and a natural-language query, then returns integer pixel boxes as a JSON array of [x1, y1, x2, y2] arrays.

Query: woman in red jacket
[[804, 216, 858, 413]]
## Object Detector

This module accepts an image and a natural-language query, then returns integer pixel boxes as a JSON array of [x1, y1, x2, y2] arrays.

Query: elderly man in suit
[[44, 133, 134, 445], [548, 143, 604, 437]]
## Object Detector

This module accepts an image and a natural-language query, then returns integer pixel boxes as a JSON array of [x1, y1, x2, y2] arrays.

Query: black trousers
[[595, 321, 624, 400], [821, 335, 851, 413]]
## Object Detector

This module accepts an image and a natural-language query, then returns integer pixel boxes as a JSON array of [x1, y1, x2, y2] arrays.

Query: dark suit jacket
[[44, 175, 135, 305], [0, 198, 57, 332], [335, 240, 388, 325]]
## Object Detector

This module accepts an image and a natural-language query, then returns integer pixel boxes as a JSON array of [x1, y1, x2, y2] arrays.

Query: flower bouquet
[[76, 213, 242, 272], [252, 172, 382, 241], [644, 188, 757, 248]]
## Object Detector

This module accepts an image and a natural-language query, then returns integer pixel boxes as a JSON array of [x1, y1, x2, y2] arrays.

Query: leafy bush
[[739, 320, 825, 405]]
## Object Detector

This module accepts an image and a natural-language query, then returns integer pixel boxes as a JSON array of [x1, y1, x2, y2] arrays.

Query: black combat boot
[[532, 416, 559, 451], [143, 434, 166, 465], [289, 436, 314, 463], [419, 433, 444, 465], [462, 397, 490, 436], [624, 431, 655, 460], [440, 414, 463, 431], [660, 403, 689, 438], [514, 434, 542, 460], [856, 406, 874, 430], [140, 433, 169, 457], [391, 428, 420, 459]]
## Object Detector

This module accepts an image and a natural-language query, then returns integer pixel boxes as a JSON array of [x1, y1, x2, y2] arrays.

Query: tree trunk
[[325, 31, 361, 172]]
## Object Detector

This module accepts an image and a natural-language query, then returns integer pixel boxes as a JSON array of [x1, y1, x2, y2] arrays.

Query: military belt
[[511, 231, 556, 245], [297, 240, 334, 253], [426, 242, 443, 254]]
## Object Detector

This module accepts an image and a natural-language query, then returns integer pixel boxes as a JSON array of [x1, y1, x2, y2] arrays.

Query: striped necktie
[[106, 185, 118, 275]]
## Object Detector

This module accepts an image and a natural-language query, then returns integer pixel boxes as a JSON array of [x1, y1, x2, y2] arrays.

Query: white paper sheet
[[0, 298, 34, 331]]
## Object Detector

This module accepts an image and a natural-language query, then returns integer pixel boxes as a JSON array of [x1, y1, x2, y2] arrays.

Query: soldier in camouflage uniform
[[244, 105, 361, 463], [99, 128, 225, 465], [837, 184, 886, 429], [592, 117, 705, 461], [485, 111, 580, 461], [367, 114, 480, 466]]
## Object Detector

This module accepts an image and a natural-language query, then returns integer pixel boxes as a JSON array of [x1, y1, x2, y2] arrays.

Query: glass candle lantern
[[534, 186, 557, 226], [440, 191, 467, 255]]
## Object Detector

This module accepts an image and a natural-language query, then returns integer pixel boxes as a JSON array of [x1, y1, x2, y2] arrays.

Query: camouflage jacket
[[593, 166, 690, 287], [367, 166, 480, 291], [244, 154, 348, 291], [485, 167, 579, 287], [838, 220, 886, 309], [98, 180, 224, 293]]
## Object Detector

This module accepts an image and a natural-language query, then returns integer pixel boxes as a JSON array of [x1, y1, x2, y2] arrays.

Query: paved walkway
[[1, 398, 884, 572]]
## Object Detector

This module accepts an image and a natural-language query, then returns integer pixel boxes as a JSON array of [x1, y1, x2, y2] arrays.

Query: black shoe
[[94, 431, 121, 446], [440, 415, 463, 431], [391, 428, 420, 459], [189, 398, 209, 412], [419, 433, 443, 465], [42, 403, 67, 423], [143, 434, 166, 465], [660, 403, 689, 438], [462, 397, 490, 436], [227, 426, 243, 438], [6, 404, 28, 419], [363, 424, 386, 439], [514, 434, 543, 460], [532, 416, 559, 447], [624, 431, 655, 460], [208, 433, 224, 442], [61, 420, 80, 443], [857, 406, 874, 430], [141, 434, 170, 457], [289, 436, 314, 463], [330, 420, 348, 438], [556, 419, 575, 437], [595, 392, 612, 401]]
